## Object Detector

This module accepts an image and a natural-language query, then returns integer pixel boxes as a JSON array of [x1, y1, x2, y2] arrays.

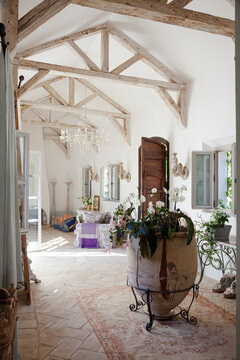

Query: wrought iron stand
[[127, 278, 199, 331]]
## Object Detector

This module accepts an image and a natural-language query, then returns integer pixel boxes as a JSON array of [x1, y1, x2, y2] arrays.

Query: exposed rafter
[[17, 22, 191, 142], [13, 58, 185, 91], [67, 40, 100, 71], [168, 0, 193, 8], [17, 70, 49, 98], [71, 0, 234, 37], [21, 100, 130, 119], [15, 24, 107, 59], [18, 0, 69, 42], [22, 119, 91, 130], [2, 0, 18, 52], [43, 128, 70, 158]]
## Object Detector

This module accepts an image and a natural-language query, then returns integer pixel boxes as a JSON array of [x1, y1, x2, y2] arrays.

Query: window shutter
[[192, 151, 214, 209]]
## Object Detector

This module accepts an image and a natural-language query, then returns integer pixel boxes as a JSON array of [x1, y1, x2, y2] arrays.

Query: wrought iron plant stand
[[127, 277, 200, 332], [127, 238, 236, 331]]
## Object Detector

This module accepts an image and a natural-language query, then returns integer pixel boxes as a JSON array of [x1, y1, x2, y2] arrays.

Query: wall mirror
[[100, 164, 120, 201], [82, 167, 91, 198]]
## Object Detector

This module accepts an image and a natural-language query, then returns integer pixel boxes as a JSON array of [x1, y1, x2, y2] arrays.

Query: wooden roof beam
[[20, 100, 129, 119], [16, 23, 107, 59], [18, 0, 69, 42], [14, 58, 185, 91], [168, 0, 193, 8], [17, 70, 49, 98], [71, 0, 234, 37]]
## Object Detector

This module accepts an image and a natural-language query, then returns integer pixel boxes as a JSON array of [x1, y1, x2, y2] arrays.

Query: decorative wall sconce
[[172, 153, 189, 180], [118, 162, 131, 182], [89, 166, 99, 182]]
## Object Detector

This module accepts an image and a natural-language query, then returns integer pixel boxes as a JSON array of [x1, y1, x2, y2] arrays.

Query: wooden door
[[139, 137, 169, 215]]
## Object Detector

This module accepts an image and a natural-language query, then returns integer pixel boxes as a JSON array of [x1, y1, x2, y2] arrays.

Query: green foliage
[[110, 203, 195, 257], [82, 197, 92, 206], [209, 209, 230, 228], [195, 209, 230, 252]]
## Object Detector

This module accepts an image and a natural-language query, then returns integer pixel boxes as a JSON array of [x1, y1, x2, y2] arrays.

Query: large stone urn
[[127, 232, 197, 316]]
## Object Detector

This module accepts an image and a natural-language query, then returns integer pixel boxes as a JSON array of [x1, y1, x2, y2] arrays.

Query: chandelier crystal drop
[[59, 127, 109, 156]]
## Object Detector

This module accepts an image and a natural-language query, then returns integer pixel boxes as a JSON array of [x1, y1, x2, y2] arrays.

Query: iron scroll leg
[[128, 277, 144, 311], [180, 284, 199, 325], [145, 290, 154, 332]]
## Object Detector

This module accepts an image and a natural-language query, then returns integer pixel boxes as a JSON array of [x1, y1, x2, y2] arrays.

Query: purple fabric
[[81, 238, 98, 248], [82, 223, 97, 234]]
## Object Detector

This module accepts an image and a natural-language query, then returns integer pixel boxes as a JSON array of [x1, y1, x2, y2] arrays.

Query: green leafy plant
[[195, 209, 230, 247], [82, 197, 92, 206], [109, 189, 194, 257]]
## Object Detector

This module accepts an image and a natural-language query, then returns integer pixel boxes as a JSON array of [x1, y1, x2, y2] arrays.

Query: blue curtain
[[0, 46, 22, 359]]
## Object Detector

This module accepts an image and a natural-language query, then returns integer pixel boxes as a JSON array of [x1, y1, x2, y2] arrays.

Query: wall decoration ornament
[[118, 162, 131, 182], [172, 153, 189, 180], [89, 167, 99, 182]]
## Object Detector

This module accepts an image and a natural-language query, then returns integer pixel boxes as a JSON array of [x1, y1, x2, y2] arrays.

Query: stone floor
[[17, 226, 236, 360]]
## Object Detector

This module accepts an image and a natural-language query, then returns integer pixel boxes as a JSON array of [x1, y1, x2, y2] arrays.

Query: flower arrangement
[[164, 185, 187, 211], [110, 188, 194, 257], [82, 197, 92, 207]]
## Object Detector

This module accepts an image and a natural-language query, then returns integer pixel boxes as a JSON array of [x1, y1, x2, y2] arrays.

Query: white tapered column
[[65, 181, 72, 214]]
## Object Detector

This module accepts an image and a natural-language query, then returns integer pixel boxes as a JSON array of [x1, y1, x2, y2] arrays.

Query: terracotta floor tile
[[50, 338, 82, 358], [80, 333, 102, 352], [17, 227, 235, 360], [39, 344, 53, 360], [18, 336, 38, 349], [18, 328, 38, 337], [19, 347, 38, 360], [40, 331, 63, 347], [71, 349, 108, 360], [18, 319, 38, 329]]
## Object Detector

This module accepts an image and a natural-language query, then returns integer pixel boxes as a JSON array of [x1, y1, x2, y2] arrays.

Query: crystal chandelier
[[59, 127, 109, 155], [59, 84, 109, 155]]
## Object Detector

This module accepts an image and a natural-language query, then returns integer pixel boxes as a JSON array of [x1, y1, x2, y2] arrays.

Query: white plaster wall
[[22, 125, 50, 224], [36, 3, 235, 280]]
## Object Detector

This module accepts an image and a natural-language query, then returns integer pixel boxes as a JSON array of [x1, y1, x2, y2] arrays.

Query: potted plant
[[198, 209, 231, 243], [83, 197, 92, 211], [110, 188, 197, 316]]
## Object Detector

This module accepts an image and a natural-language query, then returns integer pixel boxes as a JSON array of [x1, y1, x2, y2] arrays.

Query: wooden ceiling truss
[[3, 0, 234, 152], [15, 21, 189, 143]]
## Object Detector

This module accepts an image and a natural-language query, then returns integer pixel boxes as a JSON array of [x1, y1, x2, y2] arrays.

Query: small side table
[[197, 237, 236, 280], [21, 230, 31, 305]]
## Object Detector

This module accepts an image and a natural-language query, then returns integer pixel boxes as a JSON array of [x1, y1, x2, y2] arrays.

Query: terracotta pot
[[127, 233, 197, 316]]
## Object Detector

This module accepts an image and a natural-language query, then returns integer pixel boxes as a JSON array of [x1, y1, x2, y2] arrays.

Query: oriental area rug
[[74, 285, 236, 360]]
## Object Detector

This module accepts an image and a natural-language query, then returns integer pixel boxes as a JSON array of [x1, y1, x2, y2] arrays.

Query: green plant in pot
[[199, 209, 231, 243], [110, 188, 197, 317]]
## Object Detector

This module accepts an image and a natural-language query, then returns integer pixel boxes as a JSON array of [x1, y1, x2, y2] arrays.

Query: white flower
[[147, 206, 155, 215], [140, 195, 146, 203], [123, 201, 131, 210], [178, 196, 185, 202], [151, 188, 157, 194], [156, 201, 164, 208], [148, 201, 153, 207], [129, 192, 135, 199], [170, 194, 178, 202]]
